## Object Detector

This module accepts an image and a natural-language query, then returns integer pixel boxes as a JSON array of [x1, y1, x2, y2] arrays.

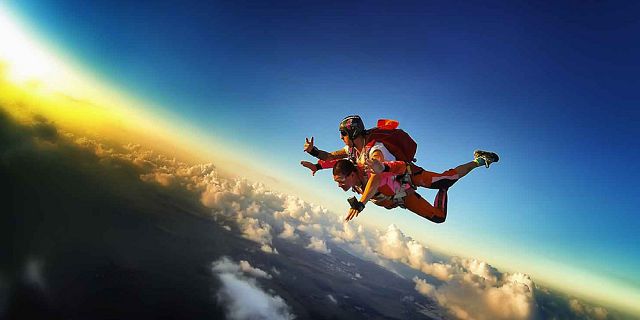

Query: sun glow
[[0, 7, 142, 111], [0, 6, 189, 160], [0, 5, 260, 176], [1, 6, 173, 138], [0, 8, 70, 91]]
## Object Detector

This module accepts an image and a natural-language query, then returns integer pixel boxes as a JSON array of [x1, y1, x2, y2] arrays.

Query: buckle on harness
[[392, 188, 407, 208], [395, 163, 417, 190]]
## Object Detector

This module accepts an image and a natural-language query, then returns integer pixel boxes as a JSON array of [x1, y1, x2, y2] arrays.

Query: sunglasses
[[340, 130, 348, 137]]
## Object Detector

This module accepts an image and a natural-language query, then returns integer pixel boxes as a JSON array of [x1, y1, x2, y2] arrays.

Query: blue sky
[[4, 0, 640, 313]]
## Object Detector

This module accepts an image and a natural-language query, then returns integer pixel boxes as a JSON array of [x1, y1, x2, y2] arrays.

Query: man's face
[[333, 172, 355, 191], [340, 130, 351, 146]]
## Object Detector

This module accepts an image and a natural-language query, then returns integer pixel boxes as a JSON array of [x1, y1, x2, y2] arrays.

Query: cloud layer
[[65, 132, 617, 320]]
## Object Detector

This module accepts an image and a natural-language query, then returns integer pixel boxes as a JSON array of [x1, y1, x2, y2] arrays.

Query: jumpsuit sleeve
[[383, 161, 407, 174], [318, 159, 339, 169]]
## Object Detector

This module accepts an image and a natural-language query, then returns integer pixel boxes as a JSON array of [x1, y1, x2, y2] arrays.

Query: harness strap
[[395, 163, 417, 190]]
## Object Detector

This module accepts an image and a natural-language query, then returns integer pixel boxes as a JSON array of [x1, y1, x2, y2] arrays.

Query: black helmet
[[339, 115, 366, 140]]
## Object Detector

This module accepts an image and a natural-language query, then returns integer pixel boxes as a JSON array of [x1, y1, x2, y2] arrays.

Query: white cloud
[[296, 223, 325, 238], [278, 221, 299, 240], [421, 262, 453, 281], [461, 258, 500, 286], [413, 259, 535, 320], [329, 222, 360, 243], [200, 183, 241, 213], [74, 137, 113, 156], [211, 257, 241, 274], [413, 277, 436, 298], [306, 236, 331, 254], [275, 196, 309, 221], [211, 257, 294, 320], [212, 257, 272, 279], [374, 224, 439, 274], [406, 239, 429, 269], [216, 273, 293, 320], [239, 260, 272, 279], [140, 172, 175, 186], [569, 298, 608, 320], [376, 224, 410, 261], [484, 273, 534, 319], [261, 244, 278, 254], [237, 215, 272, 244]]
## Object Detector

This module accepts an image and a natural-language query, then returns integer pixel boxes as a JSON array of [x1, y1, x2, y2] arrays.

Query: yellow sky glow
[[0, 5, 317, 200], [0, 7, 221, 163]]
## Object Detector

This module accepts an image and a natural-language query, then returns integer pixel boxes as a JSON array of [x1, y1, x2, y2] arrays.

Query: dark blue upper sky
[[12, 0, 640, 151], [5, 0, 640, 309]]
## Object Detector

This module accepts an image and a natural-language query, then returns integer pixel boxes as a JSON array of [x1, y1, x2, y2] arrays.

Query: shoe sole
[[475, 150, 499, 163]]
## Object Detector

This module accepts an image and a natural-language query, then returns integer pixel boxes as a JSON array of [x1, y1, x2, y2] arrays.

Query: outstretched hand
[[304, 137, 314, 153], [300, 160, 319, 176], [365, 158, 385, 174], [345, 208, 360, 222]]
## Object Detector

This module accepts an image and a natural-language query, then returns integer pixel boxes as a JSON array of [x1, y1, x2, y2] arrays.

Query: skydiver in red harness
[[300, 115, 499, 223]]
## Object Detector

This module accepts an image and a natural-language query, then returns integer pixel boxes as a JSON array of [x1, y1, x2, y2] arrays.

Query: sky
[[2, 0, 639, 316]]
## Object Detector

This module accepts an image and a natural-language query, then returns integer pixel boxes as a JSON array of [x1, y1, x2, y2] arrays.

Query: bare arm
[[345, 150, 385, 222], [358, 149, 385, 205], [359, 173, 381, 205]]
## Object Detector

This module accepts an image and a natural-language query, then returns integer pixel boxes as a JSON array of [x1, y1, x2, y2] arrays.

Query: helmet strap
[[352, 135, 366, 152]]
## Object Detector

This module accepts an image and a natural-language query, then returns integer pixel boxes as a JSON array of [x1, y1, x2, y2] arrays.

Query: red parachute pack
[[365, 119, 417, 162]]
